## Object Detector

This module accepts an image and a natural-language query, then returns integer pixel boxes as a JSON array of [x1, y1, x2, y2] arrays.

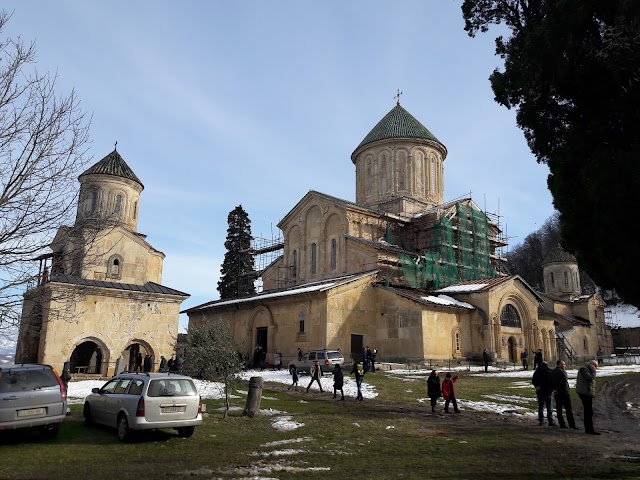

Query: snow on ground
[[66, 364, 640, 419]]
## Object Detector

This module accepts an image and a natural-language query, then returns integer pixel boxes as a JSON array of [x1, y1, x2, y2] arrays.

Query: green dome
[[352, 104, 445, 160], [80, 149, 143, 188]]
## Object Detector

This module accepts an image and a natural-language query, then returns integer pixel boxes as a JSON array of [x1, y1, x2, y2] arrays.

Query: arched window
[[114, 194, 123, 214], [298, 311, 305, 333], [564, 271, 569, 288], [330, 239, 337, 271], [583, 336, 589, 353], [91, 190, 99, 214], [550, 272, 555, 288], [133, 201, 137, 219], [500, 304, 521, 327], [107, 255, 123, 279], [310, 243, 317, 275], [292, 249, 297, 279], [454, 330, 461, 353]]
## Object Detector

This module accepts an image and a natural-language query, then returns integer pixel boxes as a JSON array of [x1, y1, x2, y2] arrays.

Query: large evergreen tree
[[217, 205, 256, 299], [462, 0, 640, 308]]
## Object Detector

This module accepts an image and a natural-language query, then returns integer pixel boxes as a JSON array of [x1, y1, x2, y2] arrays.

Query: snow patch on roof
[[436, 283, 488, 293], [421, 295, 474, 309]]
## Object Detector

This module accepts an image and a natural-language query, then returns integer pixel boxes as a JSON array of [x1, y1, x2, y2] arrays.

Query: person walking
[[532, 360, 555, 426], [288, 364, 299, 391], [332, 364, 344, 400], [521, 349, 529, 370], [273, 351, 282, 370], [143, 354, 152, 373], [159, 355, 167, 373], [427, 370, 442, 413], [297, 348, 303, 361], [307, 360, 324, 393], [369, 347, 376, 372], [441, 372, 461, 413], [350, 359, 365, 401], [482, 349, 490, 373], [550, 360, 578, 430], [135, 352, 143, 373], [167, 355, 175, 372], [576, 360, 600, 435], [534, 349, 543, 370]]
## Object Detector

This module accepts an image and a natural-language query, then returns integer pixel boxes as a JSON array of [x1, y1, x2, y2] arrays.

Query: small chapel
[[186, 100, 613, 366], [15, 149, 189, 375]]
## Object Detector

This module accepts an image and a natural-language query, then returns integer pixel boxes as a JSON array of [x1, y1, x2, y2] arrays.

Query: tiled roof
[[542, 244, 577, 265], [352, 103, 445, 156], [182, 271, 379, 313], [80, 149, 143, 187], [48, 275, 188, 296]]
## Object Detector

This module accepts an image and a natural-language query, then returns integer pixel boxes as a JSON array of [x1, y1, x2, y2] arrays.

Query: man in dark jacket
[[427, 370, 442, 412], [532, 361, 555, 426], [482, 349, 490, 373], [533, 349, 543, 370], [550, 360, 578, 429]]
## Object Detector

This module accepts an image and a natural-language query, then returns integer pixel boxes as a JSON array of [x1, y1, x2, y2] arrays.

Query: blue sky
[[3, 1, 560, 331]]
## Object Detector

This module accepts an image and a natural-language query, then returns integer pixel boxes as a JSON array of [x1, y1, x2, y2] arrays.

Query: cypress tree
[[217, 205, 256, 299]]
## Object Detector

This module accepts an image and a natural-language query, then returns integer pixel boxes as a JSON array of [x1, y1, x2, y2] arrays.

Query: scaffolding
[[391, 202, 499, 290]]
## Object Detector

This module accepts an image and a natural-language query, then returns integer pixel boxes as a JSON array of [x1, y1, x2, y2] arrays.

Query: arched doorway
[[70, 341, 105, 375], [120, 341, 155, 373], [508, 337, 517, 363]]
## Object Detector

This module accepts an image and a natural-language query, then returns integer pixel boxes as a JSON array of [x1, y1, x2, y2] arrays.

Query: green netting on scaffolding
[[456, 202, 498, 280], [471, 206, 497, 278]]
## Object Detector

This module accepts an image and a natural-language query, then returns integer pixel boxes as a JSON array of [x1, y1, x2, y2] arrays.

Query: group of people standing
[[532, 359, 601, 434], [520, 348, 544, 371], [288, 358, 367, 401], [427, 370, 461, 414]]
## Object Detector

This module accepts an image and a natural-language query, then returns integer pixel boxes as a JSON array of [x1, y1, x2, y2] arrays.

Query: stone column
[[243, 376, 264, 417]]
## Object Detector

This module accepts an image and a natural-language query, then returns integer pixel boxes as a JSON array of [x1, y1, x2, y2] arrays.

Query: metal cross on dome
[[394, 89, 403, 105]]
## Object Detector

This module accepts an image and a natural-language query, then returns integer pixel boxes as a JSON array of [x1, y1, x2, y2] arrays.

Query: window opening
[[500, 304, 521, 327], [330, 239, 337, 271], [115, 194, 122, 213], [310, 243, 317, 275], [298, 311, 305, 333]]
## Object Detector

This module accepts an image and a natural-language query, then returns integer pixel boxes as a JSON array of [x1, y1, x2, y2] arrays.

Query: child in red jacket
[[442, 372, 461, 413]]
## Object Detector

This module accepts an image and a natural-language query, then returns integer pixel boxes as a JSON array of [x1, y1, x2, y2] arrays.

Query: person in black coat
[[550, 360, 578, 429], [532, 361, 555, 426], [135, 352, 143, 373], [332, 364, 344, 400], [427, 370, 442, 413], [143, 354, 152, 373], [533, 349, 543, 370], [482, 349, 490, 373]]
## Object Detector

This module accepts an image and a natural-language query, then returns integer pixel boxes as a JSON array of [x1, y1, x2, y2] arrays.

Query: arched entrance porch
[[70, 339, 109, 375], [119, 340, 155, 373]]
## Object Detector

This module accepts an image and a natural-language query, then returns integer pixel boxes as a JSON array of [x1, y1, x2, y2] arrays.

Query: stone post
[[243, 376, 264, 417]]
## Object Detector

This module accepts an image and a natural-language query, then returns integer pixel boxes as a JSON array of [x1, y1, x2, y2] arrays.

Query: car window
[[327, 352, 343, 360], [0, 368, 58, 393], [127, 379, 144, 396], [147, 379, 197, 397], [317, 352, 327, 360], [113, 378, 132, 394], [308, 352, 316, 361], [100, 379, 120, 394]]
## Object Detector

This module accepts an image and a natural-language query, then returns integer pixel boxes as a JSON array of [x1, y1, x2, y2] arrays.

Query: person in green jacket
[[575, 360, 599, 435]]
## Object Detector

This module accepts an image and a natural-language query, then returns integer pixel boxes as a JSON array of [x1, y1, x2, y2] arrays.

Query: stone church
[[15, 149, 189, 376], [186, 100, 613, 366]]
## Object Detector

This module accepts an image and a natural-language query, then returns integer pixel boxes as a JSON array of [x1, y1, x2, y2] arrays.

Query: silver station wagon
[[83, 372, 203, 441], [0, 363, 68, 437]]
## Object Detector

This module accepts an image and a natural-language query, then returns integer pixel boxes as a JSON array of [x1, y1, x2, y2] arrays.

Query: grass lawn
[[0, 370, 638, 480]]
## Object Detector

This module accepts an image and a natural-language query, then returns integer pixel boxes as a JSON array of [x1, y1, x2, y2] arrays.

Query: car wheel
[[83, 403, 93, 425], [117, 414, 131, 442], [177, 426, 195, 438]]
